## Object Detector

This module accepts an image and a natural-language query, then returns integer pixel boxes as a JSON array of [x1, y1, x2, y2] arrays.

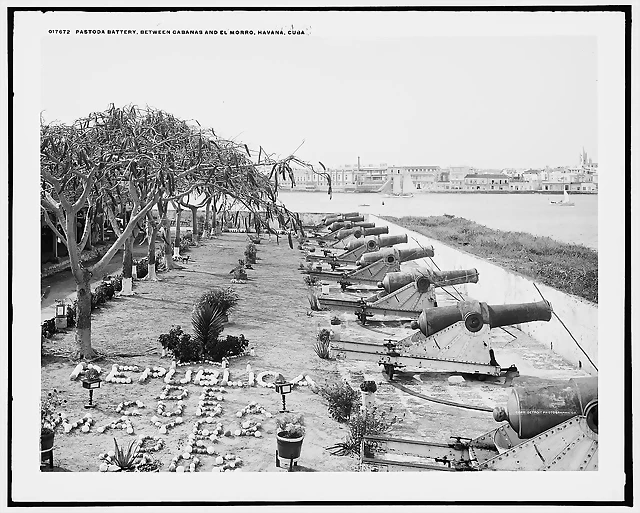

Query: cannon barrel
[[357, 245, 435, 267], [377, 268, 479, 294], [345, 233, 408, 252], [323, 212, 360, 225], [410, 300, 553, 337], [493, 377, 597, 438], [335, 225, 389, 241], [328, 220, 371, 232]]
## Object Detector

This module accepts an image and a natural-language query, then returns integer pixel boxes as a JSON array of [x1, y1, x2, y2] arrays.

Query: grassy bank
[[382, 216, 598, 303]]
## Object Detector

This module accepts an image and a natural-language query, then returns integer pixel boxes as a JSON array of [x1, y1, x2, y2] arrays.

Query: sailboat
[[550, 189, 575, 207], [379, 172, 416, 198]]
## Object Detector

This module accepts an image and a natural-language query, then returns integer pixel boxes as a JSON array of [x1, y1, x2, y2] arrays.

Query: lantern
[[82, 372, 102, 409], [274, 381, 293, 413], [54, 301, 67, 330]]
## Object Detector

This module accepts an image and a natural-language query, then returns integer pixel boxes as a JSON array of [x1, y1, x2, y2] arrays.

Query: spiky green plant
[[195, 287, 239, 316], [112, 437, 140, 470], [313, 329, 332, 360], [192, 303, 227, 358]]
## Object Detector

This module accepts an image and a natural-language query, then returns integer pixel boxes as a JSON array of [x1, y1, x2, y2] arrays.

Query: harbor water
[[277, 191, 598, 250]]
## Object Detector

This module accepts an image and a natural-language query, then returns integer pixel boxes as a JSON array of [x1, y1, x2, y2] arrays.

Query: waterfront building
[[509, 179, 541, 191], [448, 166, 474, 190], [386, 165, 441, 190], [463, 173, 510, 191]]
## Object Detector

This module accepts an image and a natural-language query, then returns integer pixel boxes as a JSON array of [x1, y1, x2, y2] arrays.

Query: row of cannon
[[299, 212, 597, 472]]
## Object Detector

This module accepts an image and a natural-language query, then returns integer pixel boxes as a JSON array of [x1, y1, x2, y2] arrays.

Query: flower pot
[[40, 430, 54, 463], [276, 432, 304, 460], [360, 390, 376, 412]]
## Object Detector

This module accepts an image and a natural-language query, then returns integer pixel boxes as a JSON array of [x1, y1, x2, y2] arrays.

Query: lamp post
[[82, 371, 102, 409], [54, 301, 67, 330], [274, 382, 293, 413]]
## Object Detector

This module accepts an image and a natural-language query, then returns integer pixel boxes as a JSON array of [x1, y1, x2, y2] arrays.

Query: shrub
[[320, 381, 360, 423], [179, 238, 190, 253], [41, 319, 56, 339], [232, 268, 248, 281], [102, 281, 115, 300], [195, 287, 239, 316], [66, 301, 77, 327], [275, 414, 305, 439], [93, 284, 108, 305], [134, 258, 148, 279], [112, 437, 141, 471], [206, 334, 248, 362], [109, 274, 123, 292], [304, 275, 319, 287], [158, 325, 188, 356], [41, 389, 66, 434], [330, 316, 341, 325], [191, 303, 226, 360], [244, 243, 257, 264], [328, 408, 398, 456], [314, 329, 332, 360]]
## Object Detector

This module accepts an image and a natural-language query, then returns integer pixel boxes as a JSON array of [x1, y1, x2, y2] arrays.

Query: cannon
[[330, 226, 390, 249], [321, 212, 361, 225], [327, 218, 367, 232], [318, 268, 479, 322], [310, 221, 374, 243], [360, 377, 598, 471], [303, 245, 434, 287], [306, 234, 409, 265], [331, 299, 553, 377]]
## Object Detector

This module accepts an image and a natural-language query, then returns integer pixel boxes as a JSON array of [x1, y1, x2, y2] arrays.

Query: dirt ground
[[41, 232, 590, 473]]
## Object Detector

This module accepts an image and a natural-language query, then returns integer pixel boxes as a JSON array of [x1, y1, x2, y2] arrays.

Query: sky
[[38, 11, 598, 170]]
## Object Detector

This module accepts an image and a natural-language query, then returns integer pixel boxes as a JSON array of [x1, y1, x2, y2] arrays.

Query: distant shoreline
[[382, 215, 598, 304], [285, 189, 597, 195]]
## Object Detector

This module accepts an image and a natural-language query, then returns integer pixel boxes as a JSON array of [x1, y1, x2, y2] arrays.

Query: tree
[[41, 105, 332, 359], [40, 105, 201, 358]]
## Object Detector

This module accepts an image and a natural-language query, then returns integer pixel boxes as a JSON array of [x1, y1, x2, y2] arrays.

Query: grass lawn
[[381, 215, 598, 304]]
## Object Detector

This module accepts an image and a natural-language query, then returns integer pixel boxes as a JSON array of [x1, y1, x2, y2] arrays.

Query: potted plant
[[275, 414, 305, 466], [359, 381, 377, 412], [41, 389, 66, 464]]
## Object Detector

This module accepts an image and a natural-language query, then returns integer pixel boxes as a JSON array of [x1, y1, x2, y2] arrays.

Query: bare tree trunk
[[75, 270, 95, 360], [145, 214, 159, 281], [174, 204, 183, 257], [204, 198, 211, 238], [190, 206, 199, 246], [162, 218, 174, 270], [121, 236, 134, 295]]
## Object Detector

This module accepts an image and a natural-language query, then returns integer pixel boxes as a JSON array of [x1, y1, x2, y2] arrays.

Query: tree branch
[[90, 193, 160, 277], [71, 168, 97, 214], [40, 207, 69, 249]]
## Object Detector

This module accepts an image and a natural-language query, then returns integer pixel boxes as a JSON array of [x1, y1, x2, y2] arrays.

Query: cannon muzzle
[[347, 233, 408, 252], [377, 268, 479, 294], [493, 377, 597, 438], [356, 245, 435, 267], [410, 300, 553, 336], [323, 212, 361, 225]]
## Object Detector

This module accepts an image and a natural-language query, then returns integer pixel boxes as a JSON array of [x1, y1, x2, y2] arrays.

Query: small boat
[[358, 204, 370, 207], [550, 190, 575, 207]]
